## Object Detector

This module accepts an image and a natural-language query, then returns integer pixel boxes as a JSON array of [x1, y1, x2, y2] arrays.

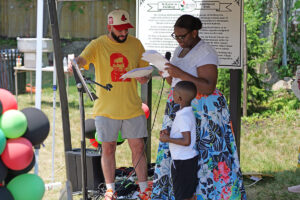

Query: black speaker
[[65, 148, 104, 192]]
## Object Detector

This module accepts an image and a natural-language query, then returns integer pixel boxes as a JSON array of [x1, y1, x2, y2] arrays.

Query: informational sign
[[136, 0, 243, 68]]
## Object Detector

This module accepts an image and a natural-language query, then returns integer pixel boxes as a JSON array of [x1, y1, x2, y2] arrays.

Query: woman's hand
[[158, 70, 164, 77], [165, 63, 184, 78], [136, 76, 150, 84]]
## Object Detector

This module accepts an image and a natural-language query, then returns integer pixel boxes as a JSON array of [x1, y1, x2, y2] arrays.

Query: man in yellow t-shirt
[[69, 9, 151, 200]]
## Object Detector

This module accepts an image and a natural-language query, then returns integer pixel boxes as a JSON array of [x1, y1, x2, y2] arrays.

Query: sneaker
[[104, 189, 117, 200], [138, 187, 151, 200]]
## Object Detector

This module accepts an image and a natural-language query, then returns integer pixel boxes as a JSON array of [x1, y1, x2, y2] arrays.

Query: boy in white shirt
[[159, 81, 198, 200]]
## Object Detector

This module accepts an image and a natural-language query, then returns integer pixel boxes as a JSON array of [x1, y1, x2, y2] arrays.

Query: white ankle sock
[[139, 181, 148, 193], [106, 183, 115, 191]]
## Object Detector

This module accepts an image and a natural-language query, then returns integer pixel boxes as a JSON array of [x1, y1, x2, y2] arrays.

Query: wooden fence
[[0, 0, 136, 39]]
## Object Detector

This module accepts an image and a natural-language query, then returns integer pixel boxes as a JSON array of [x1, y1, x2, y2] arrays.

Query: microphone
[[165, 52, 171, 61]]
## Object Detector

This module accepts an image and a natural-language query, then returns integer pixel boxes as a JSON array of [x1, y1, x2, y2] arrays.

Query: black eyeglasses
[[171, 31, 192, 41]]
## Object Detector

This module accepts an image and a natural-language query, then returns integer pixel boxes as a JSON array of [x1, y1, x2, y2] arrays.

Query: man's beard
[[111, 31, 128, 43]]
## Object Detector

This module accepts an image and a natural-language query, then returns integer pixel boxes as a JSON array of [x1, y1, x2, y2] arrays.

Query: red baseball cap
[[108, 9, 134, 31]]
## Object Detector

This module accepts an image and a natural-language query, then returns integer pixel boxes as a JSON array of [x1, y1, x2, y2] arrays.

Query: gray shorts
[[95, 115, 148, 142]]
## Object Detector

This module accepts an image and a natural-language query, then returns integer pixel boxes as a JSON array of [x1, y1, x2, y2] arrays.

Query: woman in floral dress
[[151, 14, 247, 200]]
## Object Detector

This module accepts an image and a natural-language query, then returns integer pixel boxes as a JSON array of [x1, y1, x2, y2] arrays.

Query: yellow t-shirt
[[80, 35, 149, 119]]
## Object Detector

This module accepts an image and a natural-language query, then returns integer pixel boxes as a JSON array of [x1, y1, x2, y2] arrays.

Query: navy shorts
[[171, 156, 198, 200]]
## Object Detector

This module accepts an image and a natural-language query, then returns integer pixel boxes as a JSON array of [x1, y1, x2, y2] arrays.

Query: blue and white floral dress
[[151, 40, 247, 200]]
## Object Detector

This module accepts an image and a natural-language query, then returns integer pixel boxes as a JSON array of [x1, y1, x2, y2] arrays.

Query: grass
[[240, 110, 300, 200], [13, 72, 300, 200]]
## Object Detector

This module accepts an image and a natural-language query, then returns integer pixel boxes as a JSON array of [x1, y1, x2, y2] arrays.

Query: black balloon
[[0, 159, 8, 182], [0, 187, 14, 200], [117, 140, 125, 146], [85, 118, 96, 139], [21, 107, 50, 145]]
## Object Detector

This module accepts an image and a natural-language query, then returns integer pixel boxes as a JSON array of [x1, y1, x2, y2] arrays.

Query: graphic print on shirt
[[110, 53, 130, 82]]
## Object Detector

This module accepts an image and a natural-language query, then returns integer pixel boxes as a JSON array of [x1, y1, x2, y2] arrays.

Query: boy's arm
[[160, 131, 191, 146]]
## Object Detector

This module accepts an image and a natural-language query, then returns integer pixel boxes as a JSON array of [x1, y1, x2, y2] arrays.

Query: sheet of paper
[[120, 66, 153, 80], [142, 50, 169, 77]]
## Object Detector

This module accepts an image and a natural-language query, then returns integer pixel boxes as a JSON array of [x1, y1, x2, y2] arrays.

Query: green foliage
[[276, 0, 300, 79], [218, 0, 300, 116], [0, 38, 17, 47], [217, 0, 274, 114], [243, 0, 275, 114], [15, 0, 33, 11], [246, 67, 272, 115], [249, 89, 300, 117], [276, 64, 294, 79], [266, 90, 300, 111], [64, 2, 86, 14], [216, 68, 230, 101], [244, 0, 272, 65], [293, 0, 300, 22]]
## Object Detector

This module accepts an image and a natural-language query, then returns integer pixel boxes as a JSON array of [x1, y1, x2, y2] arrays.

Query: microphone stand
[[71, 61, 112, 200], [84, 76, 112, 92], [76, 82, 89, 200]]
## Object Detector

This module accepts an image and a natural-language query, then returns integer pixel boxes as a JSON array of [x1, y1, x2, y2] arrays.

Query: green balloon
[[117, 131, 124, 143], [7, 173, 45, 200], [95, 131, 124, 144], [95, 132, 102, 144], [0, 129, 6, 154], [0, 110, 27, 139]]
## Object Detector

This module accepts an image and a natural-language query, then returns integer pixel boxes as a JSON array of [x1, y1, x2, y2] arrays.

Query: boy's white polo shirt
[[169, 106, 198, 160]]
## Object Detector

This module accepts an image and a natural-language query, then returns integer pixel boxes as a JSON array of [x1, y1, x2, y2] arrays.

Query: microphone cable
[[110, 78, 166, 200]]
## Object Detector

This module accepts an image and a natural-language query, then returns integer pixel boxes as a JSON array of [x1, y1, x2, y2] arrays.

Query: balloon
[[21, 108, 50, 145], [0, 187, 14, 200], [117, 131, 125, 145], [85, 118, 96, 139], [142, 103, 150, 119], [0, 159, 8, 182], [0, 110, 27, 139], [7, 173, 45, 200], [5, 156, 36, 184], [95, 131, 124, 145], [94, 133, 101, 145], [0, 129, 6, 154], [1, 137, 34, 171], [0, 100, 3, 116], [0, 89, 18, 114], [89, 138, 98, 148]]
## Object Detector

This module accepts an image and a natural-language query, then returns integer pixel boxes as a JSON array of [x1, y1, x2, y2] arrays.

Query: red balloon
[[0, 89, 18, 114], [89, 139, 98, 148], [1, 137, 34, 171], [142, 103, 150, 119]]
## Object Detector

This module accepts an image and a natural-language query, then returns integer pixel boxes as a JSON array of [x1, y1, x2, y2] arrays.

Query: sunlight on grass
[[240, 110, 300, 200]]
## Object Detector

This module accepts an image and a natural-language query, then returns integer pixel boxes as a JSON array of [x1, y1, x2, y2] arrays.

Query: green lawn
[[14, 72, 300, 200]]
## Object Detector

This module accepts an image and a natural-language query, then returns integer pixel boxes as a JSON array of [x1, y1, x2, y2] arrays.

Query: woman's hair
[[174, 14, 202, 31]]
